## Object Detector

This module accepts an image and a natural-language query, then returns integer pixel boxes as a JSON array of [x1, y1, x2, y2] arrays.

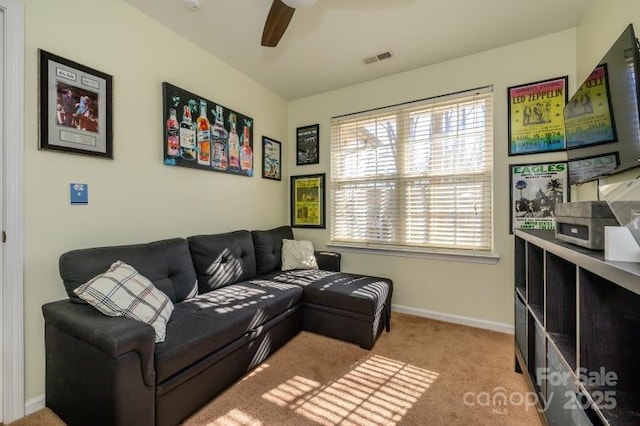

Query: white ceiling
[[123, 0, 594, 101]]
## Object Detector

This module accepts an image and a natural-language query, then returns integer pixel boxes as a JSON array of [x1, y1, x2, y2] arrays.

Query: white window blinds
[[330, 87, 493, 253]]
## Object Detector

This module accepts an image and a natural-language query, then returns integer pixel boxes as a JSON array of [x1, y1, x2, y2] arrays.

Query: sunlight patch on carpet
[[262, 355, 439, 425], [206, 408, 263, 426], [241, 363, 270, 382], [262, 376, 321, 407]]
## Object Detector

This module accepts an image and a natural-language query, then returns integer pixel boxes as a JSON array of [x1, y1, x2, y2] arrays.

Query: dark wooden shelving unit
[[514, 229, 640, 425]]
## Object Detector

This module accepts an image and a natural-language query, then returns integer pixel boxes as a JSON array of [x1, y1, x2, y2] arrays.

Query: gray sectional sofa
[[42, 226, 393, 426]]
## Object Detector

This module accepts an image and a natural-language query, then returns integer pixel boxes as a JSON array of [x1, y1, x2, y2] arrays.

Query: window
[[330, 87, 493, 254]]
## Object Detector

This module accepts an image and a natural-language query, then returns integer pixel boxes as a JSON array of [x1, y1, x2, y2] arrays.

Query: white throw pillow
[[74, 261, 174, 343], [281, 239, 319, 271]]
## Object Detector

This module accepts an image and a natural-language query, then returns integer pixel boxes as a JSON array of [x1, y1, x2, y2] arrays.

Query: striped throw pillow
[[74, 260, 174, 343]]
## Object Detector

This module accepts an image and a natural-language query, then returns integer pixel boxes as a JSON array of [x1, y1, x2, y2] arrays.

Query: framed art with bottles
[[162, 82, 254, 177]]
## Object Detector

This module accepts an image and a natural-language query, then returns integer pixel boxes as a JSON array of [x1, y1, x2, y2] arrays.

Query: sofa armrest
[[42, 299, 156, 386], [314, 250, 341, 272]]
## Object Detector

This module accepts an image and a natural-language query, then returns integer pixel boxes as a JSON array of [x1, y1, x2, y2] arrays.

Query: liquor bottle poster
[[162, 82, 254, 177], [507, 76, 568, 155], [509, 161, 569, 233]]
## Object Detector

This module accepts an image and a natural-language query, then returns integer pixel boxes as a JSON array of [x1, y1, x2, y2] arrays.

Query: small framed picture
[[39, 49, 113, 158], [508, 76, 568, 156], [290, 173, 326, 228], [262, 136, 282, 180], [296, 124, 319, 165], [509, 161, 569, 233]]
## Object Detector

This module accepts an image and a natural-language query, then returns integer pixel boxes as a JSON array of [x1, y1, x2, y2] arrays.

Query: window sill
[[326, 242, 500, 265]]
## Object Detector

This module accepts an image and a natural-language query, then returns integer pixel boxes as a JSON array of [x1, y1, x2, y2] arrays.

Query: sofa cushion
[[187, 230, 257, 293], [251, 226, 294, 276], [154, 280, 303, 383], [281, 239, 318, 271], [74, 261, 174, 343], [271, 270, 391, 317], [60, 238, 198, 304]]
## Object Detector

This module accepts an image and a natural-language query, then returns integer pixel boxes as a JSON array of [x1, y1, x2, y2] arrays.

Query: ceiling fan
[[262, 0, 318, 47]]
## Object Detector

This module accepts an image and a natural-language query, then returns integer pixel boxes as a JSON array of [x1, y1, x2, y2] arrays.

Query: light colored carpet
[[10, 313, 542, 425]]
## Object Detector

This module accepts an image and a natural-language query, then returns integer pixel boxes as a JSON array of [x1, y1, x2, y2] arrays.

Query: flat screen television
[[565, 24, 640, 186]]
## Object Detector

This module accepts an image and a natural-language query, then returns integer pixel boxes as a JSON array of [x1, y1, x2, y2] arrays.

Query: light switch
[[70, 183, 88, 205]]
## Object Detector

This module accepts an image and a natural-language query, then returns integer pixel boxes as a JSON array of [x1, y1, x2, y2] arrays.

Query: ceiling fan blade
[[262, 0, 296, 47]]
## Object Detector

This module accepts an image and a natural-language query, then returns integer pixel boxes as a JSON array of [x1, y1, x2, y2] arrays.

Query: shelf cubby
[[580, 268, 640, 425], [515, 236, 526, 298], [527, 311, 546, 400], [527, 243, 544, 324], [546, 342, 599, 425], [515, 291, 527, 362], [546, 251, 577, 370]]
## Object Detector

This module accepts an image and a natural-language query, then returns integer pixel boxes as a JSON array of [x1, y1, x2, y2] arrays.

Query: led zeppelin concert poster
[[508, 76, 568, 155]]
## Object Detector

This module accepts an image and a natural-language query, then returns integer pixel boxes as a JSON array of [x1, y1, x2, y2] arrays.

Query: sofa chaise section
[[250, 226, 393, 350]]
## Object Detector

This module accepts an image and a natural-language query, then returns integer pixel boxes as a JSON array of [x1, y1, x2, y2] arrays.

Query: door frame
[[1, 0, 25, 423]]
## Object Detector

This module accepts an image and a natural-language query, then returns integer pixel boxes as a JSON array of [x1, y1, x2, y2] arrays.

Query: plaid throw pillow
[[281, 239, 319, 271], [74, 260, 174, 343]]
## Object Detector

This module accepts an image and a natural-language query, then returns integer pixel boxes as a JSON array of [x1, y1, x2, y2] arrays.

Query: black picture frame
[[509, 161, 569, 233], [296, 124, 320, 165], [39, 49, 113, 158], [565, 64, 617, 150], [507, 76, 568, 156], [262, 136, 282, 181], [162, 82, 254, 177], [290, 173, 326, 228], [567, 151, 620, 186]]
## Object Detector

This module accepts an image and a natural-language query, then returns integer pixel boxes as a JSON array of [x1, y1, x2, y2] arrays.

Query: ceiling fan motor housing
[[182, 0, 202, 11], [282, 0, 317, 8]]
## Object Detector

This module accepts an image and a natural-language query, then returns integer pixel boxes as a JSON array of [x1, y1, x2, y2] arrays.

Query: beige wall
[[23, 0, 289, 400], [22, 0, 640, 404], [288, 30, 576, 329], [572, 0, 640, 201], [577, 0, 640, 82]]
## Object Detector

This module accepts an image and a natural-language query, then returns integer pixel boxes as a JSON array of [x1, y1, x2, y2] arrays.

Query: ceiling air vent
[[363, 50, 393, 65]]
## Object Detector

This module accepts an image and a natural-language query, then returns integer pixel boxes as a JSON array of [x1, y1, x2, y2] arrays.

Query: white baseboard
[[392, 304, 514, 334], [24, 394, 45, 416]]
